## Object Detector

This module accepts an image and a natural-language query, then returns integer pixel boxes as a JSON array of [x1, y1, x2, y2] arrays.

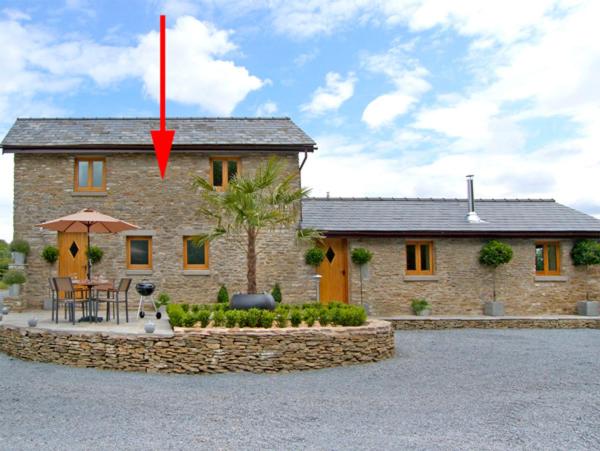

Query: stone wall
[[0, 320, 395, 373], [13, 152, 314, 308], [346, 237, 600, 316], [387, 317, 600, 330]]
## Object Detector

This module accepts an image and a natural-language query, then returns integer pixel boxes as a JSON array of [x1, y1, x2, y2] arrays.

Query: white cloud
[[255, 101, 278, 116], [301, 72, 356, 115]]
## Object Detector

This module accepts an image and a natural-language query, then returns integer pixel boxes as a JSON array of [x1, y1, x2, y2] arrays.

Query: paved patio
[[0, 328, 599, 450]]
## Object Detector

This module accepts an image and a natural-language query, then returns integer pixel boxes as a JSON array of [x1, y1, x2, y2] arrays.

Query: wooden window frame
[[74, 157, 106, 192], [535, 241, 561, 276], [405, 241, 435, 275], [126, 236, 152, 270], [209, 157, 241, 191], [183, 236, 209, 270]]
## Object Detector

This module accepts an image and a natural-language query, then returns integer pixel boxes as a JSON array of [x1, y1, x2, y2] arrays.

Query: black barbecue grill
[[135, 281, 161, 319]]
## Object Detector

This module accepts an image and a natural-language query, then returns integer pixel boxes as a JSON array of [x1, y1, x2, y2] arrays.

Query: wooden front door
[[58, 232, 88, 279], [317, 238, 348, 304]]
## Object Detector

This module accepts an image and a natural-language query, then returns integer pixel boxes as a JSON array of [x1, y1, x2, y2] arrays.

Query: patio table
[[74, 279, 109, 322]]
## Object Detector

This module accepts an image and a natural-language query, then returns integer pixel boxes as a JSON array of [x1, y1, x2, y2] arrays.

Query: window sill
[[404, 275, 439, 282], [71, 191, 107, 197], [535, 275, 568, 282], [125, 270, 153, 276], [182, 270, 211, 276]]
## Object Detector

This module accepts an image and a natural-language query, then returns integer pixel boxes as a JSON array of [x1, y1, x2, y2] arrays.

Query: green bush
[[237, 310, 249, 328], [259, 311, 275, 328], [182, 313, 197, 327], [155, 292, 171, 309], [290, 309, 302, 327], [275, 311, 288, 328], [225, 310, 239, 328], [10, 239, 30, 255], [411, 298, 430, 315], [197, 309, 211, 328], [166, 304, 185, 327], [246, 308, 261, 327], [479, 240, 513, 267], [571, 239, 600, 266], [181, 303, 190, 313], [217, 284, 229, 304], [41, 245, 59, 264], [0, 281, 8, 290], [212, 310, 226, 327], [318, 309, 331, 326], [191, 304, 200, 313], [330, 308, 344, 325], [305, 247, 325, 267], [2, 269, 26, 285], [87, 245, 104, 265], [303, 308, 318, 327], [271, 283, 282, 303], [351, 247, 373, 266]]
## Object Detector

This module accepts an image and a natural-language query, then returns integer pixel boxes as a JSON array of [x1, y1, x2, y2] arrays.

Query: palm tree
[[192, 157, 310, 294]]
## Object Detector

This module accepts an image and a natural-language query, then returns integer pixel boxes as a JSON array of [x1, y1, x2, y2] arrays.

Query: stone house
[[3, 117, 600, 315]]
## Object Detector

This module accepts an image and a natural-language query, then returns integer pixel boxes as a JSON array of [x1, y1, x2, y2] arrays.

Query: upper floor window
[[75, 157, 106, 192], [535, 242, 560, 275], [127, 236, 152, 270], [406, 241, 434, 275], [183, 236, 209, 269], [210, 158, 239, 190]]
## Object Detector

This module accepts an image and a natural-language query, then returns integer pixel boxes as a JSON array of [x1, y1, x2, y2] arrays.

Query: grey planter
[[484, 301, 505, 316], [0, 289, 8, 300], [144, 322, 156, 334], [11, 252, 25, 265], [416, 309, 431, 317], [28, 318, 38, 327], [8, 284, 21, 297], [231, 293, 276, 310], [577, 301, 599, 316]]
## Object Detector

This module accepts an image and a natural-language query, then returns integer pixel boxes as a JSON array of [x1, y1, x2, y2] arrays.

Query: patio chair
[[52, 277, 90, 325], [98, 278, 131, 324]]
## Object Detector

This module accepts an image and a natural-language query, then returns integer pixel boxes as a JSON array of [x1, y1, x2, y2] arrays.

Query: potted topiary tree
[[305, 247, 325, 270], [217, 285, 229, 304], [351, 247, 373, 307], [411, 298, 431, 316], [10, 239, 30, 265], [571, 239, 600, 316], [271, 283, 282, 304], [192, 157, 310, 310], [479, 240, 513, 316], [41, 245, 59, 310], [86, 245, 104, 278], [3, 269, 27, 297]]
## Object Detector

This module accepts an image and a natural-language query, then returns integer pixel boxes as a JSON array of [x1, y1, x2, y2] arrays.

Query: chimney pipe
[[466, 175, 482, 223]]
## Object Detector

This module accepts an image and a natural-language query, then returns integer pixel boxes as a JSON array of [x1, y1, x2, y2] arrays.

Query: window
[[535, 242, 560, 275], [183, 236, 209, 269], [210, 158, 239, 190], [406, 241, 434, 275], [126, 236, 152, 270], [75, 157, 106, 192]]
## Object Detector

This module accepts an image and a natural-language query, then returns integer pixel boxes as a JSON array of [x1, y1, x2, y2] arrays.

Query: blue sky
[[1, 0, 600, 241]]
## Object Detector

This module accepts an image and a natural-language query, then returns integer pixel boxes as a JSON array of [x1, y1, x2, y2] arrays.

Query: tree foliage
[[571, 239, 600, 266], [87, 246, 104, 265], [479, 240, 513, 268], [305, 247, 325, 267], [351, 247, 373, 266], [42, 245, 59, 264]]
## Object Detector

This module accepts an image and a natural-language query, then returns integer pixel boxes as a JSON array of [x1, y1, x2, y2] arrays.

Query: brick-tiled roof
[[1, 117, 316, 151], [301, 198, 600, 235]]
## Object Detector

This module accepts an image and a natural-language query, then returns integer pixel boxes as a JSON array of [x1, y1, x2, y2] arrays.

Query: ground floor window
[[406, 241, 434, 275], [127, 236, 152, 270], [183, 236, 208, 269], [535, 241, 560, 275]]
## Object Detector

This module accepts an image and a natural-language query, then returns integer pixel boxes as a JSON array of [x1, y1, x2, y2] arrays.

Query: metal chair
[[98, 278, 131, 324], [52, 277, 89, 324]]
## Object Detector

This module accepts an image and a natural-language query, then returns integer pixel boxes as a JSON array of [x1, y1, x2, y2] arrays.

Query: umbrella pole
[[87, 224, 92, 280]]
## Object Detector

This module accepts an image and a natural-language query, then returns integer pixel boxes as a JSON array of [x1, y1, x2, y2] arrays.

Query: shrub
[[225, 310, 239, 328], [237, 310, 249, 328], [181, 304, 190, 313], [319, 310, 330, 326], [197, 309, 211, 328], [0, 281, 7, 290], [41, 245, 59, 264], [191, 304, 200, 313], [246, 308, 261, 327], [2, 269, 26, 285], [275, 311, 288, 328], [217, 285, 229, 304], [155, 292, 171, 309], [182, 313, 197, 328], [166, 304, 185, 327], [212, 310, 226, 327], [571, 239, 600, 266], [303, 308, 318, 327], [10, 239, 30, 255], [351, 247, 373, 266], [411, 298, 430, 315], [259, 311, 275, 328], [330, 308, 345, 326], [305, 247, 325, 267], [290, 309, 302, 327], [271, 283, 282, 303], [86, 245, 104, 265]]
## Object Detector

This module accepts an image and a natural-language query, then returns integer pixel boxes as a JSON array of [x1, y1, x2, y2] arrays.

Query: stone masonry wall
[[346, 237, 600, 316], [13, 152, 314, 308], [0, 320, 395, 374]]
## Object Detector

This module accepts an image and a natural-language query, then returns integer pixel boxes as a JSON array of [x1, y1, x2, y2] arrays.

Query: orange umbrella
[[37, 208, 139, 279]]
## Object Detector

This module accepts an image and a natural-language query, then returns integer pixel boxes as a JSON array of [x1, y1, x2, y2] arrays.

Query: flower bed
[[166, 302, 368, 329]]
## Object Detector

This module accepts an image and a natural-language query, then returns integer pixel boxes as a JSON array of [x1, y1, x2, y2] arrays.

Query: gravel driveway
[[1, 329, 599, 451]]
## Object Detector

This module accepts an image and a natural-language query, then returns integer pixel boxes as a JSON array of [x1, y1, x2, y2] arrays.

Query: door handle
[[342, 270, 346, 275]]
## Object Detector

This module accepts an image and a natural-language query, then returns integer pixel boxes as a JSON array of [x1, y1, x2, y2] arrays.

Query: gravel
[[1, 329, 599, 451]]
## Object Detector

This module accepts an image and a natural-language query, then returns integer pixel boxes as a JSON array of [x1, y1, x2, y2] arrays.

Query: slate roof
[[1, 117, 316, 151], [301, 198, 600, 235]]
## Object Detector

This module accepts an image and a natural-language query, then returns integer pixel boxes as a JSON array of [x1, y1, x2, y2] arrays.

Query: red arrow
[[150, 15, 175, 179]]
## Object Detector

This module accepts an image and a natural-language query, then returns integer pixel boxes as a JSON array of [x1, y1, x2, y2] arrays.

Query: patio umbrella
[[37, 208, 140, 279]]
